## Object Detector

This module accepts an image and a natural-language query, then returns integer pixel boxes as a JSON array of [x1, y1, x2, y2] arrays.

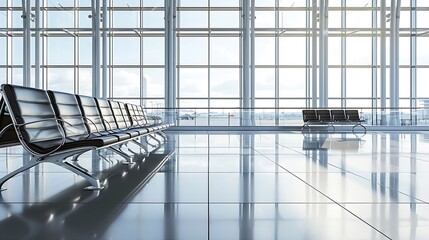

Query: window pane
[[0, 37, 5, 65], [48, 11, 75, 28], [179, 12, 208, 28], [417, 37, 429, 65], [347, 37, 371, 65], [255, 68, 275, 97], [256, 37, 275, 65], [143, 37, 165, 65], [143, 68, 165, 98], [255, 11, 275, 28], [79, 37, 92, 65], [210, 11, 239, 28], [279, 11, 307, 28], [0, 68, 6, 85], [48, 68, 75, 93], [210, 37, 239, 65], [179, 68, 208, 97], [79, 68, 92, 96], [113, 38, 140, 65], [279, 37, 306, 65], [143, 11, 164, 28], [210, 68, 239, 97], [346, 69, 372, 98], [279, 68, 306, 98], [211, 0, 239, 7], [112, 69, 141, 98], [48, 37, 74, 65], [179, 38, 208, 65]]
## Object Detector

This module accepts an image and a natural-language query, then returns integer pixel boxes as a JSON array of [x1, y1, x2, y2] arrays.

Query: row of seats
[[0, 84, 172, 190], [302, 109, 366, 132]]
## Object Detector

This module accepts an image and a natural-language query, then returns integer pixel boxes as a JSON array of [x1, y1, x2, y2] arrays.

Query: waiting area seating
[[0, 84, 172, 191], [302, 109, 366, 133]]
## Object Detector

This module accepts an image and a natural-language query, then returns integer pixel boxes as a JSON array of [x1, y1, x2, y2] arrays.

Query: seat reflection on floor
[[0, 145, 174, 239]]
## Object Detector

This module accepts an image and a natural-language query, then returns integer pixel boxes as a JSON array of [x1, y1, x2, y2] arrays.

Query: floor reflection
[[1, 132, 429, 239]]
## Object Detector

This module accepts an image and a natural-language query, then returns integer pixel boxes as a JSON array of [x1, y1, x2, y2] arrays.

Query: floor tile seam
[[250, 144, 392, 239], [274, 142, 429, 204]]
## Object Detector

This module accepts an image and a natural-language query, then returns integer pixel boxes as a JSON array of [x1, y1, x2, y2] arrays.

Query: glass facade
[[1, 1, 429, 127]]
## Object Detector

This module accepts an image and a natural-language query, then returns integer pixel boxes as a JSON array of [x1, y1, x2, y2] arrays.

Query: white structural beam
[[341, 0, 346, 108], [34, 0, 42, 89], [380, 0, 387, 125], [165, 0, 177, 124], [251, 0, 256, 126], [242, 0, 251, 126], [389, 0, 401, 126], [311, 0, 318, 108], [411, 0, 417, 124], [22, 0, 31, 87], [102, 0, 108, 98], [372, 0, 378, 125], [318, 0, 328, 108], [91, 0, 101, 98]]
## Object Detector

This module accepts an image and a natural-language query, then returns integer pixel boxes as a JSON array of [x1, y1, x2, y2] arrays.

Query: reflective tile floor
[[1, 132, 429, 239]]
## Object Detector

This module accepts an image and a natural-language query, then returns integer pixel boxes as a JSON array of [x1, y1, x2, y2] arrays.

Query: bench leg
[[144, 135, 159, 148], [0, 156, 40, 191], [352, 123, 367, 135], [109, 146, 133, 165], [156, 131, 167, 142], [150, 134, 163, 147], [129, 139, 149, 155], [59, 161, 104, 190]]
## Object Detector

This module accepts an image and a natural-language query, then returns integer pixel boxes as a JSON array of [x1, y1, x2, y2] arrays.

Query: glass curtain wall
[[1, 1, 429, 127]]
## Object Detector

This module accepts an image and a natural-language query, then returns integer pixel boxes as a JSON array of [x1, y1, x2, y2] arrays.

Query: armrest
[[146, 115, 163, 124], [81, 116, 110, 135], [15, 118, 67, 157]]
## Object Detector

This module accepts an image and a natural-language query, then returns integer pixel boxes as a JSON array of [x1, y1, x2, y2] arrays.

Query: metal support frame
[[250, 0, 256, 126], [305, 0, 311, 108], [318, 0, 328, 108], [371, 0, 378, 125], [389, 0, 401, 126], [274, 0, 279, 126], [341, 0, 346, 108], [311, 0, 318, 108], [102, 0, 108, 98], [35, 0, 41, 89], [21, 0, 31, 87], [165, 0, 177, 125], [380, 0, 387, 125], [241, 0, 251, 126], [410, 0, 417, 125], [319, 0, 325, 107], [91, 0, 101, 98], [0, 150, 104, 191]]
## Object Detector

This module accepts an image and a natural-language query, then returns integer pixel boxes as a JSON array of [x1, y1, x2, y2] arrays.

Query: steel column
[[410, 0, 417, 124], [341, 0, 346, 108], [165, 0, 176, 124], [372, 0, 378, 125], [389, 0, 400, 126], [274, 0, 279, 126], [318, 0, 328, 108], [251, 0, 256, 126], [35, 0, 41, 89], [91, 0, 101, 98], [380, 0, 387, 125], [22, 0, 31, 87], [102, 0, 108, 98], [242, 0, 251, 126], [311, 0, 318, 108]]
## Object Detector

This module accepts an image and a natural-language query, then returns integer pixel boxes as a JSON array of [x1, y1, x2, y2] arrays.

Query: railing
[[144, 107, 429, 127]]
